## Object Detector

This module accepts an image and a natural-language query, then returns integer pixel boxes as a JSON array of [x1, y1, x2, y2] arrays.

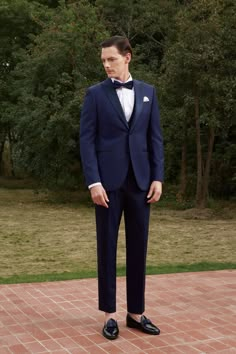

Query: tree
[[159, 0, 236, 207], [95, 0, 178, 81], [0, 0, 47, 175], [1, 0, 235, 200], [8, 0, 108, 187]]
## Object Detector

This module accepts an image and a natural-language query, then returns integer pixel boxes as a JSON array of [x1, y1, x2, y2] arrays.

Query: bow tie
[[113, 80, 133, 90]]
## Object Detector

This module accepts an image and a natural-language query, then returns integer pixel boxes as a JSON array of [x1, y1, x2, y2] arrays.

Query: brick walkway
[[0, 270, 235, 353]]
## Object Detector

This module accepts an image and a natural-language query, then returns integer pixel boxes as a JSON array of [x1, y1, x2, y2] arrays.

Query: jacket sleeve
[[80, 88, 101, 186], [148, 87, 164, 182]]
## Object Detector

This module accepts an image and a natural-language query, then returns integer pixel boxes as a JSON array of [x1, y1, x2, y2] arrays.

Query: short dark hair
[[101, 36, 132, 57]]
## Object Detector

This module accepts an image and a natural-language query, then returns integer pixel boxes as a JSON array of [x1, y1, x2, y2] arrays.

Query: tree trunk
[[200, 127, 215, 207], [1, 134, 15, 177], [8, 132, 15, 177], [195, 94, 203, 207], [179, 140, 187, 201], [0, 140, 4, 175]]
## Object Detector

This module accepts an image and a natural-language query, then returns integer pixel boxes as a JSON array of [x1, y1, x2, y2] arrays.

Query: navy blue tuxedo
[[80, 79, 164, 191], [80, 78, 164, 314]]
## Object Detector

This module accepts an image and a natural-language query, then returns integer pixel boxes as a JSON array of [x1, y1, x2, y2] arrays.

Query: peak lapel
[[102, 79, 129, 129], [130, 80, 144, 132]]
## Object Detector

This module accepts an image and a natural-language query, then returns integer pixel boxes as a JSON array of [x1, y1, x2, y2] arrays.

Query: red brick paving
[[0, 270, 235, 353]]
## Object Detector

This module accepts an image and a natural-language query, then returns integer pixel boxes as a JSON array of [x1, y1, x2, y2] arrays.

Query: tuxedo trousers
[[95, 164, 150, 314]]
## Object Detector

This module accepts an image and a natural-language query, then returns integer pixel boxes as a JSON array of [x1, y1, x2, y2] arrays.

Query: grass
[[0, 262, 235, 285], [0, 186, 235, 284]]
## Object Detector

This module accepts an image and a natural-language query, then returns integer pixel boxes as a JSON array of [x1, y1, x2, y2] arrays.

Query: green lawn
[[0, 187, 235, 284]]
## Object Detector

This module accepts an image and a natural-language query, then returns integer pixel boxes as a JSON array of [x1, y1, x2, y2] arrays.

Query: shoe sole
[[102, 332, 119, 340], [127, 323, 160, 335], [102, 329, 119, 340]]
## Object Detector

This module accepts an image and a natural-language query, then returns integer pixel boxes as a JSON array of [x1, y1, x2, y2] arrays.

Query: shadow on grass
[[0, 262, 235, 285]]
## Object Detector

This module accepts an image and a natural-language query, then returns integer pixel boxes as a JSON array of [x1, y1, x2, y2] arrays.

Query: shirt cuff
[[88, 182, 102, 189]]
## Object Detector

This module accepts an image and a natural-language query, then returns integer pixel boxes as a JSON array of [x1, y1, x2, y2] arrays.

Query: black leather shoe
[[102, 318, 119, 340], [126, 314, 160, 335]]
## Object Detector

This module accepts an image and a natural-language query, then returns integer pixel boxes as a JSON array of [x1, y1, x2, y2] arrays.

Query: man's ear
[[125, 52, 131, 64]]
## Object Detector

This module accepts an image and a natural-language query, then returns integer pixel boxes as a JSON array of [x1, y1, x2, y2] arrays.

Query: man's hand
[[90, 185, 109, 208], [147, 181, 162, 203]]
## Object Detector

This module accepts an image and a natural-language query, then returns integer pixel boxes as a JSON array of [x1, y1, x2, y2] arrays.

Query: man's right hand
[[90, 185, 109, 208]]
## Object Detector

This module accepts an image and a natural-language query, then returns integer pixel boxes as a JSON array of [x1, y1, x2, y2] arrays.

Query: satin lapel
[[102, 79, 129, 129], [130, 80, 144, 132]]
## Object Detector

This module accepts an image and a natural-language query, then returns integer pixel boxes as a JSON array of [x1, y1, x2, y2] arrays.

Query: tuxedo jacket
[[80, 78, 164, 191]]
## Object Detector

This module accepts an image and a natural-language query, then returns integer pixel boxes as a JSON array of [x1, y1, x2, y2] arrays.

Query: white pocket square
[[143, 96, 149, 102]]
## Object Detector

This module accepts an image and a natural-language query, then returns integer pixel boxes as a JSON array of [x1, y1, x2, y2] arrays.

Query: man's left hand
[[147, 181, 162, 203]]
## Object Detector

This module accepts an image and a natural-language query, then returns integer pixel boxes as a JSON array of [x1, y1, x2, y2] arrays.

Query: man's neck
[[112, 73, 131, 83]]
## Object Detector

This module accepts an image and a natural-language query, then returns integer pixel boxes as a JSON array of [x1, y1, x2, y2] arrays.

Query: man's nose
[[104, 61, 110, 68]]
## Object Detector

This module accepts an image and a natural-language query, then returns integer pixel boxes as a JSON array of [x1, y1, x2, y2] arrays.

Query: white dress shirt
[[89, 74, 135, 189], [111, 75, 135, 121]]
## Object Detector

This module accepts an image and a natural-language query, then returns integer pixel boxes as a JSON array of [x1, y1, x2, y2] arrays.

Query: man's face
[[101, 46, 131, 80]]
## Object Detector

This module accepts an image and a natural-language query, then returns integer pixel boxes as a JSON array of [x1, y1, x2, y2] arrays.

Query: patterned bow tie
[[113, 80, 133, 90]]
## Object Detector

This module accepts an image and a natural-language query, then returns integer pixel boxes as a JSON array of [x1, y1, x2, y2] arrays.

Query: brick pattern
[[0, 270, 235, 353]]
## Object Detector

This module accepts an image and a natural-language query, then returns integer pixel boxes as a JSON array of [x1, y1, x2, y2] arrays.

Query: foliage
[[3, 0, 108, 187], [0, 0, 235, 203], [159, 0, 236, 204], [0, 0, 50, 174]]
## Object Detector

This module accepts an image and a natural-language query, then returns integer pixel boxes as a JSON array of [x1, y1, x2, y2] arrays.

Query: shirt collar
[[111, 74, 132, 83]]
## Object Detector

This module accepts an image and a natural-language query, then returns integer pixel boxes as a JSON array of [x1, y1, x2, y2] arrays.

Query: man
[[80, 36, 164, 340]]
